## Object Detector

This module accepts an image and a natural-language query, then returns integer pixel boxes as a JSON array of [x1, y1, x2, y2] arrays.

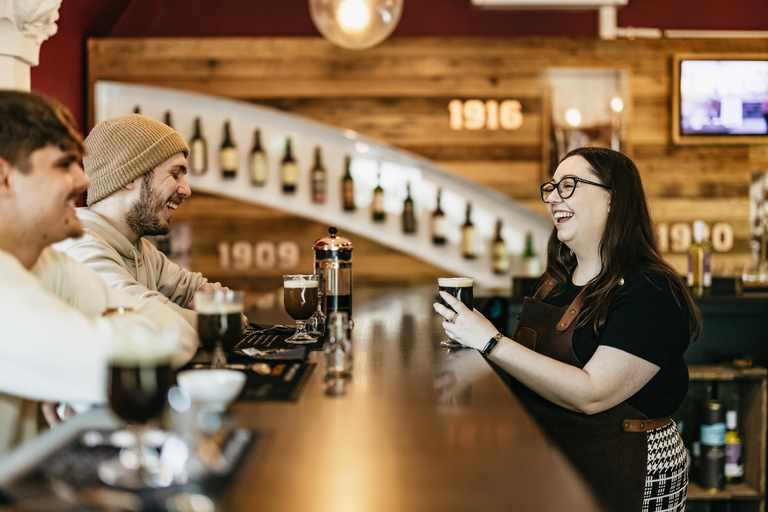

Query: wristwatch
[[481, 332, 504, 356]]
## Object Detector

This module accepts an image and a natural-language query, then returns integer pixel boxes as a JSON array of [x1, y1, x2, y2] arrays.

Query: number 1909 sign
[[218, 241, 301, 270]]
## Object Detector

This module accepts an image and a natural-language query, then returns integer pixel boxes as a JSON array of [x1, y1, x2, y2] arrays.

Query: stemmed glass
[[283, 274, 319, 344], [437, 277, 474, 349], [195, 289, 245, 369], [99, 322, 178, 488]]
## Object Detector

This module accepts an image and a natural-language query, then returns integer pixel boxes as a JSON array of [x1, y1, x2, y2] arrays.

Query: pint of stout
[[197, 303, 243, 354], [108, 345, 173, 425], [438, 277, 474, 313], [284, 279, 319, 320]]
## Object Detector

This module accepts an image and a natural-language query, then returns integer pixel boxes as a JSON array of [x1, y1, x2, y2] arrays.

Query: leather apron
[[508, 276, 651, 512]]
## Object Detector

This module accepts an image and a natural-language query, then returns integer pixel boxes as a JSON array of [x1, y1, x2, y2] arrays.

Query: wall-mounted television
[[672, 54, 768, 145]]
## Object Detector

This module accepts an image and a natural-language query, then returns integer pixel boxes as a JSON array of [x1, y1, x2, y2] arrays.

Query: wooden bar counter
[[0, 286, 601, 511]]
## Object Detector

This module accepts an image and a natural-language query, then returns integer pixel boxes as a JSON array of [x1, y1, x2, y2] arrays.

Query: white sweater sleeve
[[0, 249, 198, 405], [56, 236, 200, 328]]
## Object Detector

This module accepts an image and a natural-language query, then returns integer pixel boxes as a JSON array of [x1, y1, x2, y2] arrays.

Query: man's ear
[[0, 157, 16, 198], [124, 180, 136, 191]]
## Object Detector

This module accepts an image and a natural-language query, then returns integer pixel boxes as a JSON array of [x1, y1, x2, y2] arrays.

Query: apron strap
[[532, 274, 557, 301], [621, 417, 672, 433], [556, 288, 589, 332]]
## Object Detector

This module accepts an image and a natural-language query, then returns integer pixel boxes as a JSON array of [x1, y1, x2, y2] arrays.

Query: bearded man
[[56, 115, 230, 326]]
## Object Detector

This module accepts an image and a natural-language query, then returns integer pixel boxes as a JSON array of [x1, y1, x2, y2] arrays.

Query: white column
[[0, 0, 62, 91]]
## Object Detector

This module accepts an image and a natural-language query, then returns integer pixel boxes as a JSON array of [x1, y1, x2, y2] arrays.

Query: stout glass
[[100, 322, 178, 488], [196, 289, 245, 369], [283, 274, 319, 344], [438, 277, 474, 349]]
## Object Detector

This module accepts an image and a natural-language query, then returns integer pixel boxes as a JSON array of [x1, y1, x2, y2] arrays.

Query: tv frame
[[672, 53, 768, 146]]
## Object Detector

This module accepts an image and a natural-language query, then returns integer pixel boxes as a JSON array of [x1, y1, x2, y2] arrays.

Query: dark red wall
[[31, 0, 768, 133]]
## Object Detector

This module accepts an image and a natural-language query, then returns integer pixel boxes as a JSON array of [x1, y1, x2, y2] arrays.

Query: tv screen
[[679, 59, 768, 137]]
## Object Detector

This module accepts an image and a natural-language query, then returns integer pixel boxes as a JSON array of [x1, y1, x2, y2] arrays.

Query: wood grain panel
[[89, 36, 768, 283]]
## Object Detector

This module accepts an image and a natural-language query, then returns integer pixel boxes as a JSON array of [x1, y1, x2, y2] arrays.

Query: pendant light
[[309, 0, 404, 50]]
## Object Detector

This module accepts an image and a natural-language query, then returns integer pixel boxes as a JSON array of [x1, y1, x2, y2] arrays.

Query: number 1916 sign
[[449, 99, 523, 131]]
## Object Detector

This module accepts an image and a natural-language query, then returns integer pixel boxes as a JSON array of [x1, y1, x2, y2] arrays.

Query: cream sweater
[[0, 247, 198, 453], [55, 208, 206, 327]]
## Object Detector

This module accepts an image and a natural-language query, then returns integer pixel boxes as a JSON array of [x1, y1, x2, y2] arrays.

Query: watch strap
[[482, 332, 503, 356]]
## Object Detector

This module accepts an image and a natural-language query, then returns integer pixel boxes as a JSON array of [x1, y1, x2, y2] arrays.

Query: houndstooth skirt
[[642, 420, 689, 512]]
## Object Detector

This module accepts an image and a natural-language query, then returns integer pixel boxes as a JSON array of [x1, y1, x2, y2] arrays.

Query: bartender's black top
[[543, 265, 690, 419]]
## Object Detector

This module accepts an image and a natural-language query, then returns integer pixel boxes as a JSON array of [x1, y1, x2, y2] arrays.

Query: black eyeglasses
[[540, 176, 610, 203]]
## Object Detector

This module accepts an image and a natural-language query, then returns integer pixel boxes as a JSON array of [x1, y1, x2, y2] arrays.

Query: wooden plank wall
[[88, 37, 768, 289]]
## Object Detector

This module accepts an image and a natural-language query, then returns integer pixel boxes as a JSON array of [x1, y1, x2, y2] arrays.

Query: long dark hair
[[540, 147, 702, 341]]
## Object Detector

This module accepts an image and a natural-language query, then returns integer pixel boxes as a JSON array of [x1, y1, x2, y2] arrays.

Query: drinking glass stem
[[212, 340, 226, 369], [294, 320, 308, 337]]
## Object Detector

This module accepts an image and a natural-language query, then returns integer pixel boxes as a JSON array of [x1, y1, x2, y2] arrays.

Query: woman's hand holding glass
[[433, 291, 498, 351]]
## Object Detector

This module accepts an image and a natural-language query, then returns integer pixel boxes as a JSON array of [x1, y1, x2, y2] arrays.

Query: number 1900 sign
[[218, 241, 301, 270]]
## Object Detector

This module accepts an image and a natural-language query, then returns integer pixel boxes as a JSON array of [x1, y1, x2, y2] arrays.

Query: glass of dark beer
[[438, 277, 474, 349], [100, 323, 177, 488], [283, 274, 319, 344], [196, 289, 245, 369]]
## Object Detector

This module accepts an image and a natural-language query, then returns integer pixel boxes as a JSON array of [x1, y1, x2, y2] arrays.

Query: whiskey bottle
[[190, 117, 208, 176], [249, 129, 267, 186], [687, 220, 712, 297], [402, 182, 416, 234], [342, 156, 355, 212], [432, 188, 446, 245], [492, 219, 509, 274], [311, 146, 327, 203], [220, 120, 237, 179], [462, 202, 477, 259], [372, 168, 385, 222], [281, 137, 298, 193]]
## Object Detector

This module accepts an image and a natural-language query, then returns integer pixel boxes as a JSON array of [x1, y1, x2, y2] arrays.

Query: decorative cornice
[[1, 0, 62, 45]]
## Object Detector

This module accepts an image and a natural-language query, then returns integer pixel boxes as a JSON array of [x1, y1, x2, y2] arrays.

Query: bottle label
[[373, 192, 384, 213], [704, 252, 712, 286], [343, 181, 354, 206], [312, 170, 326, 202], [687, 252, 694, 287], [524, 257, 542, 277], [221, 147, 238, 171], [701, 422, 726, 446], [432, 216, 446, 237], [493, 242, 509, 272], [192, 140, 207, 174], [250, 152, 267, 184], [725, 442, 744, 477], [463, 227, 477, 256], [282, 162, 298, 185]]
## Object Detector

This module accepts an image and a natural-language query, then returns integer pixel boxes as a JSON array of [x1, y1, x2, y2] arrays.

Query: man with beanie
[[0, 91, 198, 452], [56, 114, 230, 327]]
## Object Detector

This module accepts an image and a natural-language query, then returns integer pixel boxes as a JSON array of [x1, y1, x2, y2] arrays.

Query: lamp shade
[[309, 0, 404, 50]]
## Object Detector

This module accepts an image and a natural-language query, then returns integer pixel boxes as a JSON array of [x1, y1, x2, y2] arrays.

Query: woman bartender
[[434, 147, 701, 512]]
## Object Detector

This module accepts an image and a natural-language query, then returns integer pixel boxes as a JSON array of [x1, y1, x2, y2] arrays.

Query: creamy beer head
[[438, 277, 474, 288], [283, 280, 319, 289]]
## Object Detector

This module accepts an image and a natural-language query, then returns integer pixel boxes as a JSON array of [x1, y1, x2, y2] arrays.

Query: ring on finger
[[448, 312, 459, 324]]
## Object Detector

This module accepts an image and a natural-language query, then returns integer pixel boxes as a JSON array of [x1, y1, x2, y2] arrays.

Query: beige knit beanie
[[84, 114, 190, 206]]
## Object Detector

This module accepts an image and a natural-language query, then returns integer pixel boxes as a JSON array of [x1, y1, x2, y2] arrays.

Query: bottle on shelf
[[699, 399, 726, 490], [725, 410, 745, 484], [432, 188, 446, 246], [372, 167, 385, 222], [492, 219, 509, 274], [342, 155, 355, 212], [132, 105, 141, 114], [190, 117, 208, 176], [402, 182, 416, 234], [462, 202, 477, 259], [220, 120, 237, 179], [311, 146, 327, 204], [281, 137, 298, 193], [324, 312, 353, 379], [163, 110, 173, 128], [522, 231, 542, 277], [688, 220, 712, 297], [249, 129, 267, 186]]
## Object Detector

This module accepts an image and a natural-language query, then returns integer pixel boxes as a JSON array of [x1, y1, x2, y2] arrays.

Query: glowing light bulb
[[610, 97, 624, 113], [337, 0, 371, 33], [309, 0, 404, 50], [565, 108, 582, 127]]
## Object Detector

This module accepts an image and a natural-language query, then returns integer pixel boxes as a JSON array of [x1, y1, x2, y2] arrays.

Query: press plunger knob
[[329, 226, 338, 238]]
